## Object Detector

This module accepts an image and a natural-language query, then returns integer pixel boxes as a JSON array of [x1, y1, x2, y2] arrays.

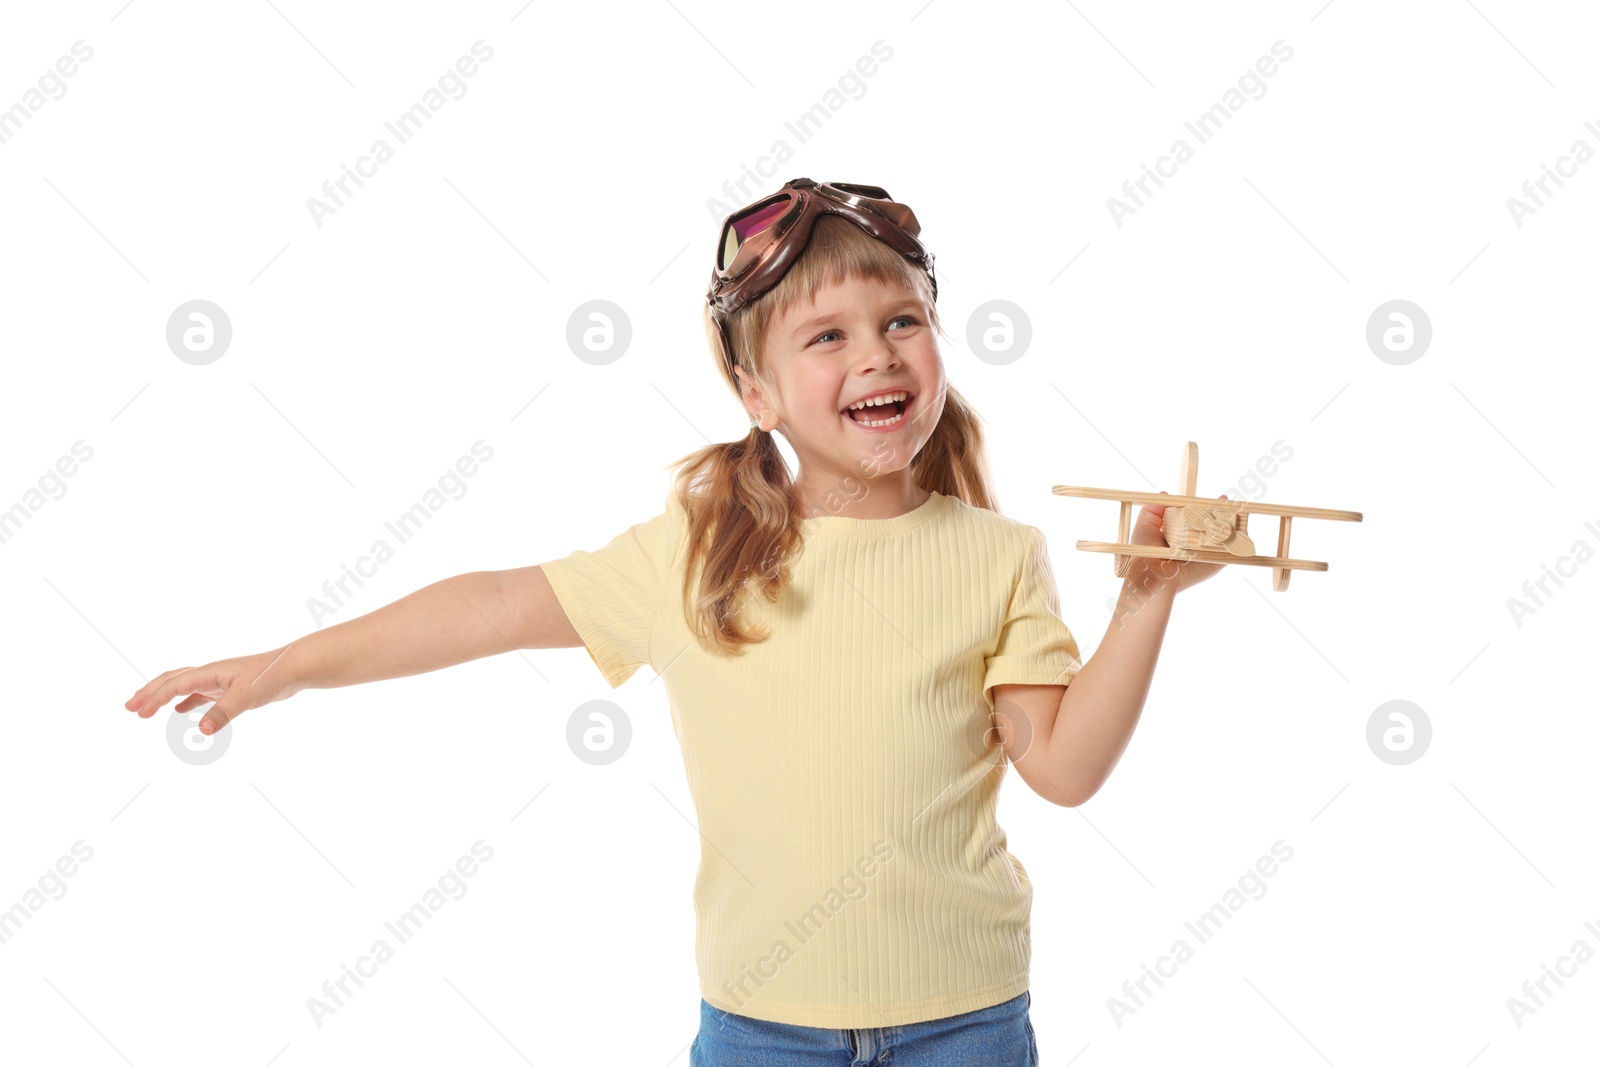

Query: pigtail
[[666, 422, 803, 655]]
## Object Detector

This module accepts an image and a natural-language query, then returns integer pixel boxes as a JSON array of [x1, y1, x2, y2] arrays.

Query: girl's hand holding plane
[[1124, 491, 1232, 596]]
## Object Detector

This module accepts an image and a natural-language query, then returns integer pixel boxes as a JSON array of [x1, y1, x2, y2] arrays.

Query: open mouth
[[842, 392, 914, 429]]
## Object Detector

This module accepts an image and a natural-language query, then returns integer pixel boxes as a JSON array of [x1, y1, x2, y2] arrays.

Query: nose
[[851, 334, 901, 374]]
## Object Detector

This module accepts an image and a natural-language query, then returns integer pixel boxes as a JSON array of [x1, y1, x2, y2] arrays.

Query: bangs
[[761, 214, 932, 326], [714, 214, 939, 382]]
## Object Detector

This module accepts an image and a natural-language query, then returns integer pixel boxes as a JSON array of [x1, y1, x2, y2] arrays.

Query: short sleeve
[[982, 525, 1083, 709], [538, 495, 684, 688]]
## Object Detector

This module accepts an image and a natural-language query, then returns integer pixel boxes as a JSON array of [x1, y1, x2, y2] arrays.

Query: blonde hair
[[666, 214, 998, 655]]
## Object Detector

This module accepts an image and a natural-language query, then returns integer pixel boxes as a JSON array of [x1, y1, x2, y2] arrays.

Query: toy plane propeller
[[1052, 442, 1363, 591]]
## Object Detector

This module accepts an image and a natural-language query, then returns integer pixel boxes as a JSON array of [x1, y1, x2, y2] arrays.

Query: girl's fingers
[[131, 668, 222, 718], [161, 687, 241, 733], [127, 667, 196, 711], [131, 680, 181, 717], [198, 701, 237, 736]]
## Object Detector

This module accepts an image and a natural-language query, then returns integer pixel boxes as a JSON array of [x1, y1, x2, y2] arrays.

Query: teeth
[[844, 390, 908, 412]]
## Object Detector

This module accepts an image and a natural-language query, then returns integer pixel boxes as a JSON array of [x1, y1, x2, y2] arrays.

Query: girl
[[124, 178, 1224, 1066]]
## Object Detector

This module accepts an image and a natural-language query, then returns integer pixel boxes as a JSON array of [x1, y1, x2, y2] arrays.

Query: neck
[[794, 470, 930, 521]]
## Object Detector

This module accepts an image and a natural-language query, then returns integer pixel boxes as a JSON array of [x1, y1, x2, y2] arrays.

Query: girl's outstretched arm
[[124, 566, 583, 736], [1000, 495, 1226, 807]]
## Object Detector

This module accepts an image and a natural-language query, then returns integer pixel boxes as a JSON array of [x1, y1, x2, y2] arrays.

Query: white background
[[1, 1, 1595, 1063]]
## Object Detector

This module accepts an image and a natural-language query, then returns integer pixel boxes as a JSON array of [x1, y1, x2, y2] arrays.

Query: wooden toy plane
[[1052, 442, 1362, 590]]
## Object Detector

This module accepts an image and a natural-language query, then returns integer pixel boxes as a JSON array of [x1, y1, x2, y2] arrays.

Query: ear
[[733, 366, 771, 426]]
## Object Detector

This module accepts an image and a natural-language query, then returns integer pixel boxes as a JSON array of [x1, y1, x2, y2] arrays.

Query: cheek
[[797, 371, 842, 414]]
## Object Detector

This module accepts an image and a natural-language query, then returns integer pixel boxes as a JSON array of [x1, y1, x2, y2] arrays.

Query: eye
[[809, 316, 920, 346]]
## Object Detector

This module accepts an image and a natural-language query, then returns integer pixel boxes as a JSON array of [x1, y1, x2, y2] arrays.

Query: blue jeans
[[691, 990, 1038, 1066]]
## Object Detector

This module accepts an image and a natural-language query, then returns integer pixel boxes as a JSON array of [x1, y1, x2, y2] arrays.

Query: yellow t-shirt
[[538, 489, 1083, 1028]]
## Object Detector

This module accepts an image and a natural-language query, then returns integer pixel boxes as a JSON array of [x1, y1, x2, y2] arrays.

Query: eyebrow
[[788, 301, 923, 340]]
